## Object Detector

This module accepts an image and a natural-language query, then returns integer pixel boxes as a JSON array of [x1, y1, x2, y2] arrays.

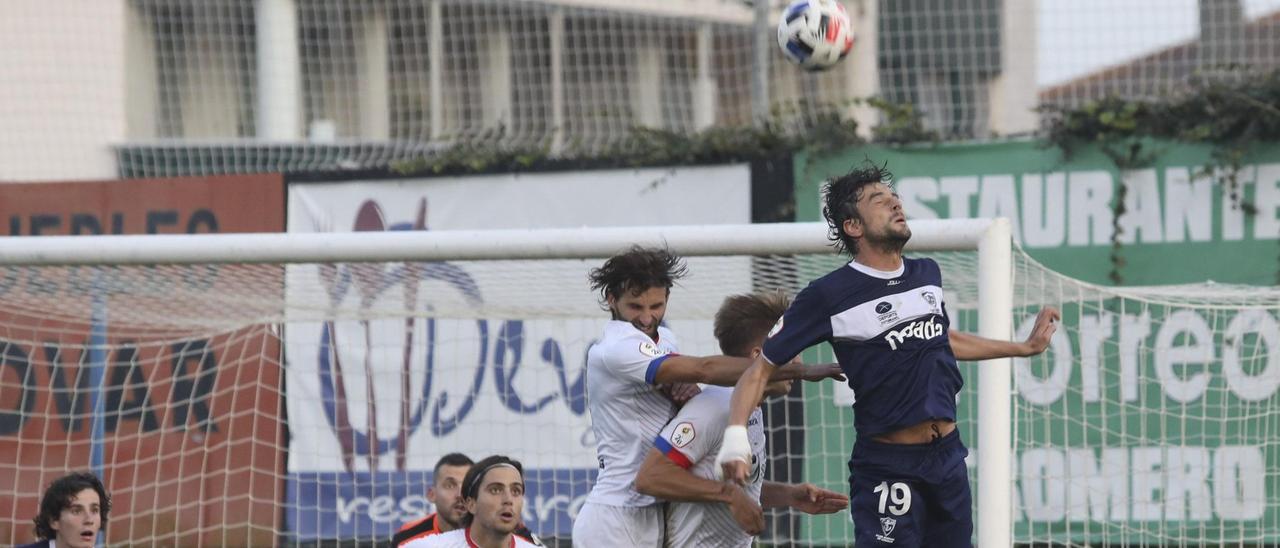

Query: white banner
[[284, 165, 752, 478]]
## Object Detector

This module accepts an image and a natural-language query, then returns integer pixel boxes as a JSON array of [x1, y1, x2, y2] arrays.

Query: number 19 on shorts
[[873, 481, 912, 516]]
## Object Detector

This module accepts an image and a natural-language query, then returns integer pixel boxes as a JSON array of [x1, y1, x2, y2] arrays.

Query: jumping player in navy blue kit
[[715, 163, 1060, 547]]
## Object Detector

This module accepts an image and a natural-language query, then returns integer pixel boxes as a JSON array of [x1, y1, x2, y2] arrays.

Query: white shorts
[[572, 501, 663, 548]]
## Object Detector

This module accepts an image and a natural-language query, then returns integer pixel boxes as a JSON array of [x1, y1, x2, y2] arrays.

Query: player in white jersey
[[404, 455, 540, 548], [573, 247, 843, 548], [636, 292, 849, 548]]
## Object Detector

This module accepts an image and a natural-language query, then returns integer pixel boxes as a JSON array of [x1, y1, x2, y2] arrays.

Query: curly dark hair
[[588, 246, 688, 309], [821, 161, 895, 256], [33, 472, 111, 540], [460, 455, 525, 527]]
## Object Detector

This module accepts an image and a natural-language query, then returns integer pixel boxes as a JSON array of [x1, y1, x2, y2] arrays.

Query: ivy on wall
[[394, 70, 1279, 285], [1039, 69, 1280, 284]]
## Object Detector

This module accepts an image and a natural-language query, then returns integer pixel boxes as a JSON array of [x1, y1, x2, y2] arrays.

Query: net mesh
[[1005, 252, 1280, 546], [1, 246, 1278, 545], [9, 0, 1279, 181], [796, 250, 1280, 545], [109, 0, 861, 178]]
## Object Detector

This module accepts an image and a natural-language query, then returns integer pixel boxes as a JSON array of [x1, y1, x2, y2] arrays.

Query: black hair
[[33, 472, 111, 540], [821, 161, 895, 256], [588, 246, 687, 309], [433, 452, 474, 483], [460, 455, 525, 527]]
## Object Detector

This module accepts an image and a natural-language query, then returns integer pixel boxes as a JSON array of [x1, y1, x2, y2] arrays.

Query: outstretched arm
[[949, 307, 1060, 361], [652, 355, 842, 387], [635, 449, 765, 535], [636, 448, 736, 503], [760, 482, 849, 514]]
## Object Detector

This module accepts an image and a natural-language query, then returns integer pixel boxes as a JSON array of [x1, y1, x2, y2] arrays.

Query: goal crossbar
[[0, 219, 1002, 266], [0, 217, 1015, 547]]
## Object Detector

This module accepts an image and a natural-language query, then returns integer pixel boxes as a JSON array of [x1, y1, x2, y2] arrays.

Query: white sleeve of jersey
[[656, 391, 729, 467], [402, 528, 537, 547], [400, 534, 447, 548], [600, 331, 672, 385]]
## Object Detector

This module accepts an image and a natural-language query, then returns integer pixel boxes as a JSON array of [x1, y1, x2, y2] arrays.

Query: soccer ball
[[776, 0, 855, 71]]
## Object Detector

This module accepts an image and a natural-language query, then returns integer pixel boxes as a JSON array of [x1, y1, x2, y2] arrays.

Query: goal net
[[0, 221, 1277, 546], [6, 0, 1280, 183], [1004, 269, 1280, 546], [802, 248, 1280, 546]]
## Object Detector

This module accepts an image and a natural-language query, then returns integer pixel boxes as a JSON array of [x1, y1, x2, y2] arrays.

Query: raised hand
[[715, 425, 752, 485], [1021, 306, 1061, 356]]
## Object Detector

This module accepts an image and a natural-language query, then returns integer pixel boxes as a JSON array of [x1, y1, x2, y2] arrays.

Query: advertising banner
[[797, 140, 1280, 286], [284, 166, 752, 540], [794, 142, 1280, 544], [0, 174, 286, 546]]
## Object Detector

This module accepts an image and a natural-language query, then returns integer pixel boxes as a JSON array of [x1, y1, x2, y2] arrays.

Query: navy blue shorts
[[847, 429, 972, 547]]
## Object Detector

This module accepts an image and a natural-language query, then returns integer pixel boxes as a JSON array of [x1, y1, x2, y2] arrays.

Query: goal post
[[0, 219, 1015, 546], [977, 217, 1014, 548]]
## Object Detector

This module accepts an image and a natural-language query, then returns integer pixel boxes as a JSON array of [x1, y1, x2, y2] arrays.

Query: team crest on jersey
[[639, 341, 661, 357], [670, 422, 696, 447], [877, 517, 897, 543], [921, 291, 939, 313], [767, 316, 784, 338]]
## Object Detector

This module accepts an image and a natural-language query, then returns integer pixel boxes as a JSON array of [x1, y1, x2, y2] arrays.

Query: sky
[[1037, 0, 1280, 85]]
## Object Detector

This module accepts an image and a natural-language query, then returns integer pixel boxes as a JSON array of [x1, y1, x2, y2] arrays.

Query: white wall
[[0, 0, 127, 182], [989, 0, 1038, 136], [0, 0, 791, 182]]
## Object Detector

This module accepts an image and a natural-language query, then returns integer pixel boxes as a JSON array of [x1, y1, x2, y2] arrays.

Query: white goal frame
[[0, 218, 1014, 547]]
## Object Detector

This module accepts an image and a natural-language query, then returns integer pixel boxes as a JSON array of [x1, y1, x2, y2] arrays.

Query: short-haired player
[[636, 291, 849, 547], [403, 455, 540, 548], [393, 453, 539, 547]]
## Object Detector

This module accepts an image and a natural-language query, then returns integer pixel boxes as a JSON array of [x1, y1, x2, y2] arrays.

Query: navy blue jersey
[[762, 257, 961, 437]]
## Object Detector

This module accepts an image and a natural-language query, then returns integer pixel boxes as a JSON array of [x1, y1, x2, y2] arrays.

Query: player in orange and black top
[[392, 453, 473, 546], [391, 512, 449, 546], [391, 453, 542, 547]]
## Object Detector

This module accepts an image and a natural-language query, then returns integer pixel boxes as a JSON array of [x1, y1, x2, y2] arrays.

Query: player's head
[[589, 246, 688, 339], [460, 455, 525, 536], [32, 471, 110, 548], [714, 291, 795, 397], [428, 453, 474, 530], [822, 161, 909, 257]]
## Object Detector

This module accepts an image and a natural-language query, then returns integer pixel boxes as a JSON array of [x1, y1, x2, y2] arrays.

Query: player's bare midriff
[[872, 419, 956, 444]]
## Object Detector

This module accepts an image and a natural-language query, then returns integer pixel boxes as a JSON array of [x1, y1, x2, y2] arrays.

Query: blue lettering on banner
[[314, 211, 590, 458], [316, 316, 590, 454], [285, 469, 596, 541], [291, 203, 598, 543]]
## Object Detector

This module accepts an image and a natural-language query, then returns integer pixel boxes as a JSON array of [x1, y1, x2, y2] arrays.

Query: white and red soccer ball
[[777, 0, 855, 71]]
